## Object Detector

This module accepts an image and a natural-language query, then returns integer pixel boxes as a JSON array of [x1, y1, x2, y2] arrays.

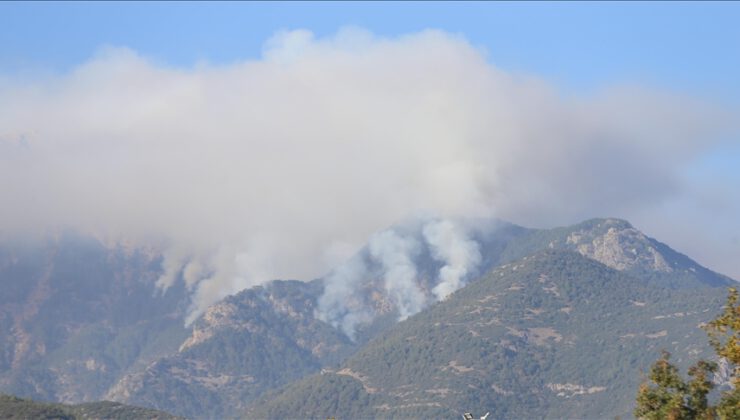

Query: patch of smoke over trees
[[316, 218, 481, 340]]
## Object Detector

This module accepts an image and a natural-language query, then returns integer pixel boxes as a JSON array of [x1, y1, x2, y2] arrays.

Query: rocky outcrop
[[565, 219, 672, 272]]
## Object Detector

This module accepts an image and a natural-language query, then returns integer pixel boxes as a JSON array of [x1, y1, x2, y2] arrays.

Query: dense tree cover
[[0, 394, 180, 419], [249, 374, 379, 419], [252, 251, 728, 419], [636, 289, 740, 419]]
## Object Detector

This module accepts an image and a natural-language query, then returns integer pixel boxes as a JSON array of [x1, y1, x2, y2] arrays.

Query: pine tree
[[634, 351, 715, 420], [705, 288, 740, 419], [635, 288, 740, 419]]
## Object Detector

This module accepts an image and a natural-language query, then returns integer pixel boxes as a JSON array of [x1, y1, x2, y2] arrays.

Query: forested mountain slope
[[0, 219, 733, 418], [250, 251, 728, 419]]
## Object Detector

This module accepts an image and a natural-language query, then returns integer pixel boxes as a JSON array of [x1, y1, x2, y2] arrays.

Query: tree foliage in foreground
[[636, 288, 740, 419]]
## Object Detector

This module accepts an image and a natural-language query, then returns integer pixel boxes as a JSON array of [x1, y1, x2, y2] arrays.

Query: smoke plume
[[0, 27, 736, 323], [368, 229, 425, 321], [315, 255, 372, 341], [423, 219, 482, 300], [316, 218, 483, 339]]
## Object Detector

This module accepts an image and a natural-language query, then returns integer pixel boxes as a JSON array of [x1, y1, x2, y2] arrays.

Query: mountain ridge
[[0, 217, 735, 418], [249, 249, 729, 419]]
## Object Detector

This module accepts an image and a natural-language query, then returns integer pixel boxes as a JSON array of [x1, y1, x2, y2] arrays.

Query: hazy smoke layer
[[0, 27, 736, 322]]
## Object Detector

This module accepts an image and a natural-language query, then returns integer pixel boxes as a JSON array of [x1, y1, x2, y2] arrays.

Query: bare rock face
[[565, 219, 672, 273], [178, 302, 239, 352], [713, 357, 735, 390]]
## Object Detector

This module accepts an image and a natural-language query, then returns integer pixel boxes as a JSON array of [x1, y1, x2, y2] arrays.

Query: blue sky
[[2, 2, 739, 101]]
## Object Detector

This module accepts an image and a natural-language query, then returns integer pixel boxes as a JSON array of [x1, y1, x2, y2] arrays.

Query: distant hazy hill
[[249, 250, 728, 419], [0, 393, 180, 419], [0, 232, 190, 403], [0, 218, 734, 418]]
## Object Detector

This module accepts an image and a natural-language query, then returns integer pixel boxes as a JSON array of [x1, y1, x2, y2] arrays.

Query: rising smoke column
[[315, 218, 483, 339], [368, 229, 426, 321], [423, 219, 482, 300], [315, 255, 373, 341]]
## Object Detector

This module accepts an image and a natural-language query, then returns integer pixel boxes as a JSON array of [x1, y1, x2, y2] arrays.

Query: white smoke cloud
[[316, 218, 483, 339], [315, 255, 372, 341], [423, 219, 482, 300], [368, 229, 425, 321], [0, 27, 737, 323]]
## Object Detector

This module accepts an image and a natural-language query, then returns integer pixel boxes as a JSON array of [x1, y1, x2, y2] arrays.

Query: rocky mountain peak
[[564, 218, 672, 273]]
